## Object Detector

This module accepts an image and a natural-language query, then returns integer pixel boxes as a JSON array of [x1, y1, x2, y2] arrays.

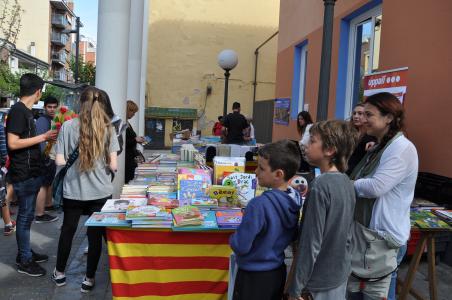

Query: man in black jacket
[[222, 102, 249, 144]]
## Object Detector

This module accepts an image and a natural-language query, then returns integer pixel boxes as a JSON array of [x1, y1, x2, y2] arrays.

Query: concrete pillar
[[127, 0, 145, 135], [96, 0, 131, 196], [138, 0, 149, 137]]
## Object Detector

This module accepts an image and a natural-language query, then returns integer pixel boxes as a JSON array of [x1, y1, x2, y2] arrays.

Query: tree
[[0, 0, 23, 58], [0, 61, 20, 97], [70, 55, 96, 85]]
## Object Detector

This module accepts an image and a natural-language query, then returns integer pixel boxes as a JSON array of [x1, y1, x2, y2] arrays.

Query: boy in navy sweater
[[230, 139, 301, 300]]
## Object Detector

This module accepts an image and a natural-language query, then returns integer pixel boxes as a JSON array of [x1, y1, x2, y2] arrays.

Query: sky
[[73, 0, 99, 41]]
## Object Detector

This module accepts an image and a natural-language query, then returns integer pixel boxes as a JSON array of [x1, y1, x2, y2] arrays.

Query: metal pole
[[223, 70, 230, 117], [317, 0, 336, 121], [74, 16, 80, 83]]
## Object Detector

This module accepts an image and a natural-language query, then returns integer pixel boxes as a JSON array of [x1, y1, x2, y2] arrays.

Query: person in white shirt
[[347, 92, 418, 300]]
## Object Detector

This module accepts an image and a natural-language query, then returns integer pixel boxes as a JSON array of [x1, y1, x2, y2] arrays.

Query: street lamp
[[217, 49, 238, 116], [63, 16, 82, 83]]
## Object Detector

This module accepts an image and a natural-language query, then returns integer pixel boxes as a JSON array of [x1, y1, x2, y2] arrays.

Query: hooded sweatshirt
[[229, 186, 301, 271]]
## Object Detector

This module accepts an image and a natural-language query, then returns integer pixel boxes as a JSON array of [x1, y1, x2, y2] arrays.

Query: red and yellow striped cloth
[[107, 228, 233, 300]]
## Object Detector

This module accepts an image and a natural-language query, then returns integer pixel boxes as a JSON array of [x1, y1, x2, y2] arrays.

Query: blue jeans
[[13, 177, 43, 263], [387, 244, 407, 300]]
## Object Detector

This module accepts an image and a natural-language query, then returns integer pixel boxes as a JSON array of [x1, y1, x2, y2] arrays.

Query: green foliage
[[0, 61, 20, 97], [70, 55, 95, 85]]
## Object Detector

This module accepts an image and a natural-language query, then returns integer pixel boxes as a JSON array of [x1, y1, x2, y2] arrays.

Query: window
[[291, 41, 308, 119], [344, 6, 382, 118]]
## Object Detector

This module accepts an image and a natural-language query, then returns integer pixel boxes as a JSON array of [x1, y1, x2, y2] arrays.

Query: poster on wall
[[363, 67, 408, 103], [273, 98, 290, 125]]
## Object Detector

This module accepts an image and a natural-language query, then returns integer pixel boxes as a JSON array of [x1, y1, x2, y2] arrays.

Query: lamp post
[[64, 17, 82, 83], [217, 49, 238, 117]]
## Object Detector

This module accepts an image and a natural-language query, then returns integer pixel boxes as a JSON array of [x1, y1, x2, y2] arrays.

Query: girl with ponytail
[[52, 87, 120, 293]]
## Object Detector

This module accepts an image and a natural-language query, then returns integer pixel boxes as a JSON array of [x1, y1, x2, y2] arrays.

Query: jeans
[[13, 176, 43, 263], [387, 244, 407, 300]]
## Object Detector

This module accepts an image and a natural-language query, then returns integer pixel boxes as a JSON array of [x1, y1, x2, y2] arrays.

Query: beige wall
[[14, 0, 50, 63], [146, 0, 279, 142]]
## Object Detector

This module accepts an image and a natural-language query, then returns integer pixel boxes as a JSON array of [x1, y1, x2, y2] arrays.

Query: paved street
[[1, 204, 451, 299], [0, 208, 111, 300]]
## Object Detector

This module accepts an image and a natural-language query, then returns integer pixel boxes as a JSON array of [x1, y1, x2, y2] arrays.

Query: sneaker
[[17, 260, 46, 277], [16, 250, 49, 265], [35, 213, 59, 223], [51, 269, 66, 287], [3, 221, 16, 236], [81, 277, 95, 293]]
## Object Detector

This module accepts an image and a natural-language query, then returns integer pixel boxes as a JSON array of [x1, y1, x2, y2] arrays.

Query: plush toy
[[289, 175, 308, 197]]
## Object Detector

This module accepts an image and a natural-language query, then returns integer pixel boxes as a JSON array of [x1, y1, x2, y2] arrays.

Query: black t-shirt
[[6, 101, 43, 183], [223, 111, 248, 144]]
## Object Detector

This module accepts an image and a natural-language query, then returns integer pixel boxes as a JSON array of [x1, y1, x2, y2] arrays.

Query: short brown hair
[[127, 100, 139, 113], [258, 139, 301, 181], [310, 120, 358, 173]]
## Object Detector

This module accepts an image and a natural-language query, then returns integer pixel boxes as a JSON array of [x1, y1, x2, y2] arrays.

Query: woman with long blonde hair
[[52, 87, 120, 293]]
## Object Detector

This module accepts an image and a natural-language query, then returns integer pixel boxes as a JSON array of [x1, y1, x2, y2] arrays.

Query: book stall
[[85, 151, 262, 299]]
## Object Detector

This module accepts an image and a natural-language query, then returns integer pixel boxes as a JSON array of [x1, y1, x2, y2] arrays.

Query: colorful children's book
[[410, 210, 452, 230], [178, 180, 209, 207], [209, 185, 240, 208], [213, 156, 245, 184], [172, 210, 218, 231], [172, 205, 203, 227], [215, 210, 243, 229], [432, 209, 452, 224], [101, 198, 148, 213], [222, 173, 256, 207], [85, 212, 130, 227], [191, 198, 218, 208], [125, 205, 171, 220], [147, 194, 179, 208]]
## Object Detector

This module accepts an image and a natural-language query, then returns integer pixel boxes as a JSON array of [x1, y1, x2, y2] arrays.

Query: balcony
[[53, 70, 66, 81], [51, 32, 68, 46], [51, 51, 67, 66], [51, 14, 69, 28]]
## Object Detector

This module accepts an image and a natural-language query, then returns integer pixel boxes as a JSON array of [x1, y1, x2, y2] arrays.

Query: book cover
[[191, 198, 218, 208], [222, 173, 256, 207], [432, 209, 452, 223], [215, 210, 243, 228], [101, 198, 147, 213], [172, 205, 203, 226], [213, 156, 245, 184], [126, 205, 171, 220], [147, 194, 179, 208], [178, 180, 209, 207], [411, 211, 452, 230], [209, 185, 240, 208], [172, 211, 218, 231], [85, 212, 130, 227]]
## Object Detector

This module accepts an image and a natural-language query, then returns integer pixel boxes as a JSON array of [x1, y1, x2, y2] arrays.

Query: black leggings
[[56, 196, 110, 278]]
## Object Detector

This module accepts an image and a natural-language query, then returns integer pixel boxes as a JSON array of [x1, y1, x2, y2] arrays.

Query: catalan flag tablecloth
[[106, 228, 233, 300]]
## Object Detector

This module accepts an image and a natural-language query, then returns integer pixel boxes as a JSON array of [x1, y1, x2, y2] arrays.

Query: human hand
[[135, 136, 145, 143], [44, 130, 58, 141], [365, 141, 375, 151]]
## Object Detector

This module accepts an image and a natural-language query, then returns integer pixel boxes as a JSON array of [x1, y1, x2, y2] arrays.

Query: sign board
[[363, 67, 408, 103], [273, 98, 290, 125], [145, 107, 197, 119]]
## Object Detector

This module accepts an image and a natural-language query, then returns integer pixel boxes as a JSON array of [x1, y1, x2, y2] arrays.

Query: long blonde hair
[[78, 87, 112, 172]]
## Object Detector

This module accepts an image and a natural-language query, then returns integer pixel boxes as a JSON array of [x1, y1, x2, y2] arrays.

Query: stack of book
[[101, 198, 147, 213], [148, 194, 179, 209], [172, 206, 204, 227], [120, 185, 148, 199], [85, 212, 130, 227], [172, 210, 218, 231], [191, 198, 218, 209], [432, 209, 452, 224], [126, 205, 172, 228], [215, 209, 243, 229], [410, 209, 451, 230]]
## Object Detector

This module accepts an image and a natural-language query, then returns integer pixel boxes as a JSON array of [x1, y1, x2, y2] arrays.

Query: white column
[[96, 0, 131, 196], [126, 0, 144, 135], [138, 0, 149, 137]]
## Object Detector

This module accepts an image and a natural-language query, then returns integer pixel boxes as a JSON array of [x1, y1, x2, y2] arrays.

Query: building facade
[[146, 0, 279, 147], [273, 0, 452, 178], [79, 35, 96, 66]]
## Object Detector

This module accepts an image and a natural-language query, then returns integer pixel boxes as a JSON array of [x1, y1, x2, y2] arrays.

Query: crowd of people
[[230, 92, 418, 300], [1, 73, 419, 299], [0, 73, 144, 293]]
